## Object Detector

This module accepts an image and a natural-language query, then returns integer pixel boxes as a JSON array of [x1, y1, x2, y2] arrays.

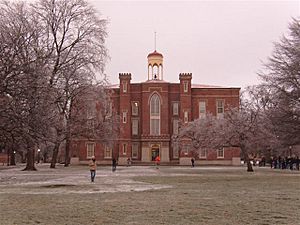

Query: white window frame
[[173, 142, 179, 159], [173, 102, 179, 116], [183, 81, 188, 93], [132, 102, 139, 116], [122, 81, 127, 93], [132, 119, 139, 135], [122, 143, 127, 155], [199, 148, 207, 159], [132, 143, 139, 159], [122, 111, 127, 123], [104, 146, 112, 159], [87, 119, 94, 130], [216, 100, 224, 119], [184, 111, 188, 123], [86, 101, 95, 119], [86, 142, 95, 159], [107, 102, 112, 117], [182, 144, 190, 156], [150, 94, 160, 135], [173, 119, 179, 135], [217, 148, 224, 158], [199, 101, 206, 118]]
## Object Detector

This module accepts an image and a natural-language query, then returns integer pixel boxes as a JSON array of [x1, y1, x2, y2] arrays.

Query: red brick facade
[[71, 51, 241, 165]]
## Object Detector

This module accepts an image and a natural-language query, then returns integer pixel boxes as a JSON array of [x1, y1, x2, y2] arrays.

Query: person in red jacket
[[155, 155, 160, 169]]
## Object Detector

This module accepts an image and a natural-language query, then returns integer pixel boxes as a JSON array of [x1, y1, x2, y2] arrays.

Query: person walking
[[112, 158, 117, 172], [155, 155, 160, 169], [127, 157, 132, 167], [191, 158, 195, 167], [89, 156, 97, 182], [296, 156, 299, 171]]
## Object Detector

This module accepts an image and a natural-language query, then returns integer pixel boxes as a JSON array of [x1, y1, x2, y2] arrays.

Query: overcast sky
[[89, 0, 299, 88]]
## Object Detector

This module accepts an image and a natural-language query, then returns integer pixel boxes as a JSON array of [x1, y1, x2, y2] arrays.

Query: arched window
[[148, 65, 152, 80], [159, 64, 163, 79], [153, 65, 159, 79], [150, 94, 160, 135]]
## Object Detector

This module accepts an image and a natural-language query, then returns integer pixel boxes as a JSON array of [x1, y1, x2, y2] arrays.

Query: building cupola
[[147, 50, 163, 81]]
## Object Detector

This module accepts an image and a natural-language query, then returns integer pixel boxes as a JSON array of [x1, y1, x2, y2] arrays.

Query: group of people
[[89, 156, 118, 182], [88, 155, 162, 182], [89, 154, 299, 182], [270, 155, 300, 170]]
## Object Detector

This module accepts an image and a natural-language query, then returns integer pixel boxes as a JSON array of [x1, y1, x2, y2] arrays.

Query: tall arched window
[[148, 65, 152, 80], [153, 65, 159, 79], [150, 94, 160, 135], [159, 64, 163, 79]]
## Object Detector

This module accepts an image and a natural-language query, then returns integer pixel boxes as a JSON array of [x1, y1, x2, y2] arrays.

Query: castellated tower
[[118, 73, 132, 160], [179, 73, 192, 124]]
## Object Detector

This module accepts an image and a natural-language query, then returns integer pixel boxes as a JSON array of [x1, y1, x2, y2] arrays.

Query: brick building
[[71, 50, 241, 165]]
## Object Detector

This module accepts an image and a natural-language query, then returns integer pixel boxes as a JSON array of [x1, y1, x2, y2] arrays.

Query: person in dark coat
[[112, 158, 117, 172], [191, 158, 195, 167], [127, 157, 132, 167], [296, 156, 300, 171]]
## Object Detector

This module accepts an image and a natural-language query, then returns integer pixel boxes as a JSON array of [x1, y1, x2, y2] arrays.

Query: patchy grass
[[41, 184, 77, 188], [0, 165, 299, 225]]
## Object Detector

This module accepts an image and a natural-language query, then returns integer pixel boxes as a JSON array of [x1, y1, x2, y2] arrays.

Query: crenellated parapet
[[119, 73, 132, 80], [179, 73, 192, 80]]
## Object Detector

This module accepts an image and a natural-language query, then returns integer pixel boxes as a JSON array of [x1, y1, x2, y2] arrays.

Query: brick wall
[[72, 75, 241, 164]]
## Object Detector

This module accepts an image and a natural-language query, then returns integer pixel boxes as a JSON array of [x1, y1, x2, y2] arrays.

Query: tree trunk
[[244, 152, 254, 172], [64, 101, 73, 167], [20, 151, 26, 163], [64, 136, 70, 167], [23, 147, 37, 171], [6, 149, 10, 166], [43, 152, 48, 163], [50, 142, 60, 168]]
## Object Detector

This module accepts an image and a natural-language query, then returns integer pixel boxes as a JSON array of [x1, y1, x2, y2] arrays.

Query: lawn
[[0, 164, 299, 225]]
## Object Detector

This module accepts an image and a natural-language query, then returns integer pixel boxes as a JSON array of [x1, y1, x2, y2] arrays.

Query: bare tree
[[32, 0, 108, 167], [0, 0, 52, 170], [69, 84, 120, 153], [176, 88, 280, 172], [259, 18, 300, 146], [0, 0, 108, 170]]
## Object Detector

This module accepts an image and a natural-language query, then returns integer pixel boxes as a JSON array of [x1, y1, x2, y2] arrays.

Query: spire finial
[[154, 31, 156, 51]]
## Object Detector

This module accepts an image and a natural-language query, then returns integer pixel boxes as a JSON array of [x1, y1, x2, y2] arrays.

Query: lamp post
[[11, 150, 16, 166], [37, 149, 41, 164], [289, 146, 292, 157]]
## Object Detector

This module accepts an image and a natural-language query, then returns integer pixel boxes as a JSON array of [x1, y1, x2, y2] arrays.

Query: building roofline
[[105, 83, 240, 90]]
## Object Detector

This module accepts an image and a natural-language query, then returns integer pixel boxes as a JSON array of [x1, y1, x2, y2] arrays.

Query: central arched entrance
[[151, 144, 160, 161]]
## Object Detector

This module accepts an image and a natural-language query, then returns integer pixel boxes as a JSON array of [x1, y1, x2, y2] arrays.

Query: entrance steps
[[130, 160, 179, 166]]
